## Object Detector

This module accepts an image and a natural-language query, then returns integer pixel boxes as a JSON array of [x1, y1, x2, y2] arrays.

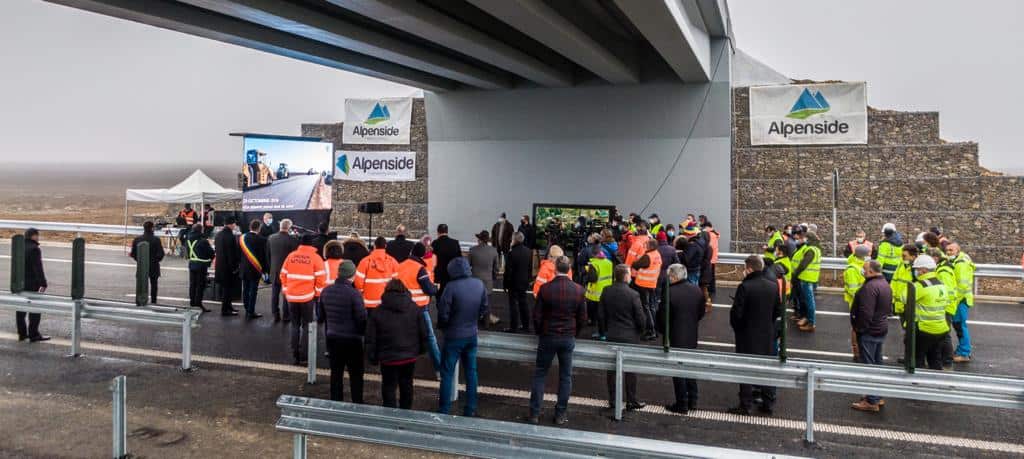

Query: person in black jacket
[[258, 213, 278, 238], [238, 219, 268, 319], [130, 221, 165, 304], [386, 224, 415, 262], [17, 228, 50, 342], [657, 264, 706, 413], [518, 215, 536, 250], [850, 260, 892, 412], [311, 221, 333, 259], [365, 279, 428, 409], [431, 224, 462, 296], [186, 224, 214, 312], [598, 264, 646, 411], [317, 260, 367, 403], [503, 232, 533, 333], [214, 216, 242, 316], [728, 255, 782, 416]]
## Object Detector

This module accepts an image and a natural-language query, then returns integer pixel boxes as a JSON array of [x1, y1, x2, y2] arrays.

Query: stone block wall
[[301, 99, 429, 238], [732, 87, 1024, 263]]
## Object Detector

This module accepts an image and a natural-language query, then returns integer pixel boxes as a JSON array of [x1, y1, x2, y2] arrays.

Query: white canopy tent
[[124, 169, 242, 247]]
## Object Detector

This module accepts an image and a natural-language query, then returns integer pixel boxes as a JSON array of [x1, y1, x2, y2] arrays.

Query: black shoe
[[757, 405, 774, 416], [246, 313, 263, 320], [196, 305, 211, 313], [222, 311, 239, 316], [727, 406, 751, 416], [502, 327, 518, 333], [526, 415, 540, 425], [18, 335, 28, 342], [553, 413, 568, 425], [29, 335, 51, 342], [273, 314, 281, 323], [897, 357, 906, 364], [687, 400, 698, 411], [463, 411, 478, 418], [519, 327, 530, 333], [664, 404, 688, 414], [626, 402, 646, 411], [294, 359, 308, 366]]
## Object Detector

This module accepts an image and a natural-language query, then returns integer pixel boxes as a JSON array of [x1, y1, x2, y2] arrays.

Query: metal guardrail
[[0, 219, 146, 236], [469, 331, 1024, 443], [0, 292, 201, 370], [275, 395, 805, 459]]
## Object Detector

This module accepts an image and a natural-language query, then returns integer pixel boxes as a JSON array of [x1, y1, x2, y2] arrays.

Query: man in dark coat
[[186, 224, 214, 312], [598, 264, 647, 411], [130, 221, 165, 304], [386, 224, 415, 263], [258, 213, 278, 238], [491, 212, 515, 270], [267, 219, 298, 322], [311, 221, 333, 259], [728, 255, 782, 416], [317, 260, 367, 403], [17, 228, 50, 341], [238, 219, 268, 319], [214, 216, 241, 316], [518, 215, 536, 250], [503, 232, 534, 333], [657, 264, 706, 413], [431, 224, 462, 296]]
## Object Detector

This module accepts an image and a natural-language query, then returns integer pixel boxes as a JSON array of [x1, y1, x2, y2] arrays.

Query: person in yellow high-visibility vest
[[843, 245, 869, 360], [908, 255, 952, 370], [763, 226, 783, 262], [945, 243, 976, 363], [793, 232, 822, 332]]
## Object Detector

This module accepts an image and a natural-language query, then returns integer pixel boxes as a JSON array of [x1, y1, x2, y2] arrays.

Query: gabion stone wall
[[732, 86, 1024, 263], [302, 99, 429, 239]]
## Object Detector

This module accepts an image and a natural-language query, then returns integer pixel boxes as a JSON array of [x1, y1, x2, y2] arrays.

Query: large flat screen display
[[241, 136, 333, 212]]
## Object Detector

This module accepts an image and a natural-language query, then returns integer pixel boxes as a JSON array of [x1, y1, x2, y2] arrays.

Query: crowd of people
[[6, 206, 985, 424]]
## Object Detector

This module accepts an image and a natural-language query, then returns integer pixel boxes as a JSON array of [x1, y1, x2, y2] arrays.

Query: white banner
[[342, 98, 412, 144], [335, 151, 415, 182], [749, 82, 867, 145]]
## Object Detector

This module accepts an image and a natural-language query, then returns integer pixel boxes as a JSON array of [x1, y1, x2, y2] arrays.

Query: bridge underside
[[45, 0, 732, 92]]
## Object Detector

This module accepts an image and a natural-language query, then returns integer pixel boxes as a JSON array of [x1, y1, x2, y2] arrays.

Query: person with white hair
[[658, 263, 706, 414], [267, 218, 297, 322]]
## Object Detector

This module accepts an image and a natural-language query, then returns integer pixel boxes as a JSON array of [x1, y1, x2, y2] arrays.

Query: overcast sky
[[1, 0, 1021, 172]]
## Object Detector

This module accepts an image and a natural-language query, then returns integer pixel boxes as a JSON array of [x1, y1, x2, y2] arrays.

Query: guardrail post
[[68, 299, 83, 358], [662, 276, 671, 353], [779, 295, 788, 363], [804, 368, 815, 444], [71, 237, 85, 300], [293, 433, 307, 459], [307, 322, 317, 384], [134, 241, 149, 306], [181, 311, 194, 372], [614, 349, 624, 421], [450, 360, 460, 402], [111, 375, 127, 459], [10, 234, 24, 293], [904, 286, 917, 374]]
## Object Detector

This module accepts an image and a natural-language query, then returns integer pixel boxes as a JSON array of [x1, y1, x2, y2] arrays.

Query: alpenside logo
[[336, 154, 350, 175], [786, 88, 830, 119], [365, 102, 391, 125]]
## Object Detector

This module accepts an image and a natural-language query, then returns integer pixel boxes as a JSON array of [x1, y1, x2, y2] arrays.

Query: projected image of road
[[241, 136, 333, 211]]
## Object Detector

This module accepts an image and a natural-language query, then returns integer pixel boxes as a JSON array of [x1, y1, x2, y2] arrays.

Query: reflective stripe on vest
[[187, 240, 210, 263], [585, 258, 614, 302]]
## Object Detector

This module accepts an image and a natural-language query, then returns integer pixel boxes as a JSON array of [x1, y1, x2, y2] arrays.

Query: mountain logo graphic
[[786, 88, 831, 119], [336, 154, 350, 175], [365, 102, 391, 125]]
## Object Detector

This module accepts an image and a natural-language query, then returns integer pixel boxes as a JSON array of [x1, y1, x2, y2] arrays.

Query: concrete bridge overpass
[[46, 0, 732, 92]]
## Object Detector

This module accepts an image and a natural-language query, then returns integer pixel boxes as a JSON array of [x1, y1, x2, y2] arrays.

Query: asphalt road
[[1, 243, 1023, 457], [242, 174, 319, 211]]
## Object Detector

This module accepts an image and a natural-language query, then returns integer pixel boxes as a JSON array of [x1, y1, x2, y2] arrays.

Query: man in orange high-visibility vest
[[631, 238, 662, 340], [280, 234, 327, 365], [354, 236, 400, 309]]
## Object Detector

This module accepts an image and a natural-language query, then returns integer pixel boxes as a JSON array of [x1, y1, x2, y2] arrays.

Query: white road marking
[[710, 304, 1024, 329], [1, 331, 1020, 454], [0, 254, 188, 271]]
